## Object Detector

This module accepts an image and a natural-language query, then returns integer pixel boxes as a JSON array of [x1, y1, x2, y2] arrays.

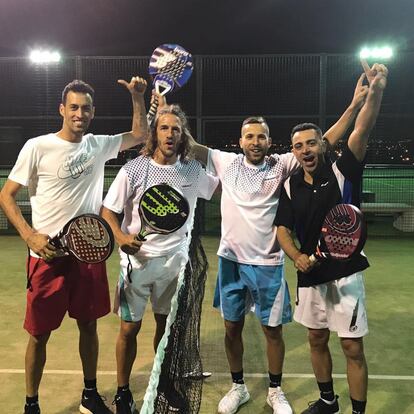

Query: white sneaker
[[217, 383, 250, 414], [266, 387, 293, 414]]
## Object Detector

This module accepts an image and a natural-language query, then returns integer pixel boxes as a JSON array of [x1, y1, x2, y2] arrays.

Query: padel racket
[[309, 204, 366, 262], [137, 184, 190, 241], [147, 44, 193, 124], [50, 214, 114, 263]]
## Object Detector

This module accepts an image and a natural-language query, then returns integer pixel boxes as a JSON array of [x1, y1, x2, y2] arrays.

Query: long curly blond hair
[[141, 104, 192, 160]]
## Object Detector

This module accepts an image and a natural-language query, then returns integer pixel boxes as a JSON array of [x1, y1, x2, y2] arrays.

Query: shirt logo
[[57, 154, 95, 179]]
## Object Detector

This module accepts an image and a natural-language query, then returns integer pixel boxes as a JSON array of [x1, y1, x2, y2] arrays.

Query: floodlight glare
[[30, 49, 61, 64], [359, 46, 393, 60]]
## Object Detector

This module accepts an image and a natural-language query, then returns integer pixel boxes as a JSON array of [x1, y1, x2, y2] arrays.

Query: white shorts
[[294, 272, 368, 338], [113, 249, 188, 322]]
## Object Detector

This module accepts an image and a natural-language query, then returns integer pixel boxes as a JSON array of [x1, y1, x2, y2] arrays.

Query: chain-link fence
[[0, 53, 413, 236]]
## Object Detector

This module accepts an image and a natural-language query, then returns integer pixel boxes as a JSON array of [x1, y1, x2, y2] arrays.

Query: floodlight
[[29, 49, 61, 64], [359, 46, 393, 60]]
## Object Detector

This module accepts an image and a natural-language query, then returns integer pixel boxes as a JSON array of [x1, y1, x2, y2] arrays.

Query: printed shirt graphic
[[103, 156, 218, 262], [207, 149, 299, 265], [57, 153, 96, 179], [9, 133, 122, 239]]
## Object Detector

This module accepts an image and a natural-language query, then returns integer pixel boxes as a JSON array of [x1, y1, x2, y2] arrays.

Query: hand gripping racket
[[50, 214, 114, 263], [309, 204, 366, 263], [147, 44, 193, 124], [137, 184, 190, 241]]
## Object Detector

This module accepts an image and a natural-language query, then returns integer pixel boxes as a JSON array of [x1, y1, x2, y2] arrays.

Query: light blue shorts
[[213, 257, 292, 327]]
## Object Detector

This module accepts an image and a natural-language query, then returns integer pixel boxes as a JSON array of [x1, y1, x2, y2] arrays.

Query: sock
[[117, 384, 131, 394], [351, 398, 366, 413], [83, 378, 97, 396], [231, 370, 244, 384], [269, 372, 282, 388], [317, 380, 335, 402], [26, 395, 39, 406]]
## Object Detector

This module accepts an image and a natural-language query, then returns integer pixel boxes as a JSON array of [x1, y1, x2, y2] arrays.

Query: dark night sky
[[1, 0, 413, 57]]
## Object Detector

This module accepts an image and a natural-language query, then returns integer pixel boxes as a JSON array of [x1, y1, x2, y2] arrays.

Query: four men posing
[[0, 60, 387, 414]]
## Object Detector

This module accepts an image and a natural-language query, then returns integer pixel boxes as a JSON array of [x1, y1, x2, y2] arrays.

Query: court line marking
[[0, 369, 413, 381]]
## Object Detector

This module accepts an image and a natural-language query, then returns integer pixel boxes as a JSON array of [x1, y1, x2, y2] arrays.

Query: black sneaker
[[112, 391, 136, 414], [301, 396, 340, 414], [24, 402, 40, 414], [79, 390, 112, 414]]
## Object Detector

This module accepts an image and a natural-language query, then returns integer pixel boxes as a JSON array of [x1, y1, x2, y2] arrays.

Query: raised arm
[[348, 62, 388, 161], [118, 76, 149, 151], [323, 73, 368, 147], [187, 132, 209, 166], [0, 180, 56, 259]]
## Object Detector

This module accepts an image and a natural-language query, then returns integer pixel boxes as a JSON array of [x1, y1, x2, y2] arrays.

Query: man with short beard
[[188, 72, 369, 413], [0, 76, 148, 414], [275, 62, 388, 414]]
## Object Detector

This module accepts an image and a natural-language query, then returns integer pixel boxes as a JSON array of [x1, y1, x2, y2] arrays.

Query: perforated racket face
[[149, 44, 193, 94], [321, 204, 366, 260], [138, 184, 190, 239], [62, 214, 114, 263]]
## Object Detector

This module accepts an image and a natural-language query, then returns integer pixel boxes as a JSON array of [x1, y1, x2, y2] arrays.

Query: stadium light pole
[[28, 49, 62, 130]]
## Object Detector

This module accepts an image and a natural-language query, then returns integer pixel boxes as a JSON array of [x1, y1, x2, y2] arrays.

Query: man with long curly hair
[[101, 104, 218, 414]]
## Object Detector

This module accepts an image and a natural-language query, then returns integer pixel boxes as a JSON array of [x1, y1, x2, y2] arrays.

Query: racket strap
[[147, 95, 159, 125], [26, 250, 41, 291], [126, 255, 133, 283], [295, 284, 299, 306]]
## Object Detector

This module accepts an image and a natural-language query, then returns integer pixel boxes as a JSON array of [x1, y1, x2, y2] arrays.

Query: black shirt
[[275, 145, 369, 287]]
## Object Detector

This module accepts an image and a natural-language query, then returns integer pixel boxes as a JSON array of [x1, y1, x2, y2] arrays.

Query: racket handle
[[309, 254, 317, 263], [147, 96, 159, 125]]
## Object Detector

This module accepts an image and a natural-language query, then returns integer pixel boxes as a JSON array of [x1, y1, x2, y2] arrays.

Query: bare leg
[[224, 319, 244, 372], [308, 328, 333, 382], [340, 337, 368, 401], [153, 313, 167, 352], [116, 320, 142, 386], [77, 320, 99, 380], [262, 324, 284, 374], [25, 332, 51, 397]]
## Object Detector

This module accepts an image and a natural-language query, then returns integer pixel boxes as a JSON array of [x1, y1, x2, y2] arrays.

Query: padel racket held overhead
[[137, 184, 190, 241], [310, 204, 366, 263], [50, 214, 114, 263], [147, 44, 193, 124]]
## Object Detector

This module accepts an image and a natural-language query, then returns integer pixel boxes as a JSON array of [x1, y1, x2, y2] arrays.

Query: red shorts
[[24, 256, 110, 336]]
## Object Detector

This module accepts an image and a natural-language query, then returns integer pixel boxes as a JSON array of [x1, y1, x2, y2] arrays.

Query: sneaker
[[112, 391, 136, 414], [79, 390, 112, 414], [218, 383, 250, 414], [301, 396, 340, 414], [24, 402, 40, 414], [267, 387, 293, 414]]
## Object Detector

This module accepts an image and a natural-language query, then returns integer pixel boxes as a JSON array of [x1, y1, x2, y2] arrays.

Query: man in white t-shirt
[[101, 104, 218, 414], [188, 74, 369, 414], [0, 76, 148, 414]]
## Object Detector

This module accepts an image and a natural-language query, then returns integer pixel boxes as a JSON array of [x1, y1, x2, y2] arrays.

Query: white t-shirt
[[103, 156, 218, 265], [207, 149, 299, 265], [9, 132, 122, 238]]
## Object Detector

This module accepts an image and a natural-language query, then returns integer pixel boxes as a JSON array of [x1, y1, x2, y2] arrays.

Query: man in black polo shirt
[[275, 62, 388, 414]]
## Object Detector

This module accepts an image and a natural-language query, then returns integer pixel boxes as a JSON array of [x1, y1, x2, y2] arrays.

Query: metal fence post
[[319, 53, 327, 132]]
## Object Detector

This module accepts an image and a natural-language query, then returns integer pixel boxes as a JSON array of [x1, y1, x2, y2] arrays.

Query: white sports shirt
[[207, 149, 299, 265], [9, 133, 122, 238], [103, 156, 218, 265]]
